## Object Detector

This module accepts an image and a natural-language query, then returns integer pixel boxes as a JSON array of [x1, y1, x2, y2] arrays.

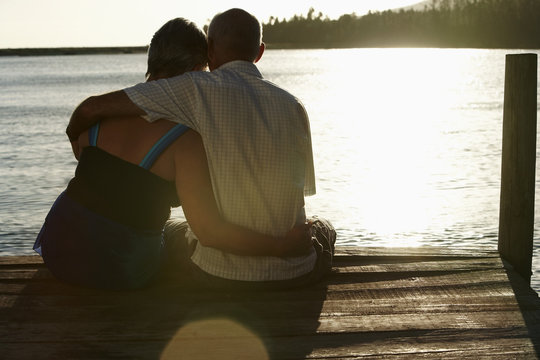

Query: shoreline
[[0, 46, 149, 57], [2, 44, 539, 57]]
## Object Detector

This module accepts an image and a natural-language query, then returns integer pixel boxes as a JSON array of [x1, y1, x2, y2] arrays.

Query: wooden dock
[[2, 246, 540, 359]]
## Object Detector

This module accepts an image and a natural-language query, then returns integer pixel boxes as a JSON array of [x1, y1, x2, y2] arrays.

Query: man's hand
[[276, 221, 314, 257], [66, 96, 97, 142], [66, 91, 145, 141]]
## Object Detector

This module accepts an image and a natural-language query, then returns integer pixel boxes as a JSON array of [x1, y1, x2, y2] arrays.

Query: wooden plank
[[0, 255, 44, 266], [1, 333, 538, 360], [0, 271, 516, 300], [1, 322, 539, 359], [3, 288, 536, 313], [1, 308, 538, 342], [0, 258, 506, 283], [0, 246, 500, 266], [334, 246, 499, 257], [2, 292, 535, 324], [2, 334, 538, 360]]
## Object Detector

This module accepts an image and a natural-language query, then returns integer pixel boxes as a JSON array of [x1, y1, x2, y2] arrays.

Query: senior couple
[[34, 8, 336, 290]]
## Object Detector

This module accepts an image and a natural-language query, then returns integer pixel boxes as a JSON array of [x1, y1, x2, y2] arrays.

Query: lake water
[[1, 48, 540, 289]]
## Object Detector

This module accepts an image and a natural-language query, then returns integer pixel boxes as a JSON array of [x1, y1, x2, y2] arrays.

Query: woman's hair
[[146, 18, 208, 79]]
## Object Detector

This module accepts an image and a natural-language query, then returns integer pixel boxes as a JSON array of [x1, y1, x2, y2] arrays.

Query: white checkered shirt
[[124, 61, 317, 281]]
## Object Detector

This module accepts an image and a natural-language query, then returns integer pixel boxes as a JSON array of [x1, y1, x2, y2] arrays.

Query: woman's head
[[146, 18, 208, 80]]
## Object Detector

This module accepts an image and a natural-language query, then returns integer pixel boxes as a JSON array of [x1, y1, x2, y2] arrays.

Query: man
[[66, 8, 335, 288]]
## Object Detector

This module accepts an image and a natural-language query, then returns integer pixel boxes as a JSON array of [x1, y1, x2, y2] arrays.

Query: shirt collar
[[216, 60, 262, 78]]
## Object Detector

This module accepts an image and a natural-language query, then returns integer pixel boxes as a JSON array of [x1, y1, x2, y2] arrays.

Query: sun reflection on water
[[274, 48, 509, 247]]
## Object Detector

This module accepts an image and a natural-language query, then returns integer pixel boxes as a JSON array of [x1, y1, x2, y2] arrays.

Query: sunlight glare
[[303, 49, 476, 246], [161, 317, 269, 360]]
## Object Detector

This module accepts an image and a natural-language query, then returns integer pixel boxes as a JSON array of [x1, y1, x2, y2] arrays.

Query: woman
[[34, 18, 311, 290]]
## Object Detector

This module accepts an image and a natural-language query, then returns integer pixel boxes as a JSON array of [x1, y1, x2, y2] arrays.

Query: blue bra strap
[[88, 122, 100, 147], [139, 124, 189, 170]]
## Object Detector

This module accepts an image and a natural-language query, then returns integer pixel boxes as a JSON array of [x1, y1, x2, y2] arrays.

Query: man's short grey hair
[[208, 9, 262, 61], [146, 18, 208, 78]]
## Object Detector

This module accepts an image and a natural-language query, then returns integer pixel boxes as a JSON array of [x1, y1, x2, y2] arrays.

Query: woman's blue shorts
[[34, 192, 164, 290]]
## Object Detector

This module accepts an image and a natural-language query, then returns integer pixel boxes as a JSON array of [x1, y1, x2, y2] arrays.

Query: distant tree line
[[262, 0, 540, 48], [0, 47, 148, 56]]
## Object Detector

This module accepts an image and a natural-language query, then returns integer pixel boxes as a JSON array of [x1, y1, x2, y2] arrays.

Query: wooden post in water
[[498, 53, 538, 283]]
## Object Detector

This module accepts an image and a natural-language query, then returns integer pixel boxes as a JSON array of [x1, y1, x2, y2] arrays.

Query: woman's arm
[[173, 130, 312, 257]]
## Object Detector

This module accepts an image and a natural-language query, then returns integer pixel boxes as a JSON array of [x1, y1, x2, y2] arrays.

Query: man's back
[[190, 61, 315, 232]]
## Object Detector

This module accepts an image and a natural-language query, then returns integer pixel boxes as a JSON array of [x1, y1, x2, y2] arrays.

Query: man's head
[[207, 8, 265, 70], [146, 18, 208, 80]]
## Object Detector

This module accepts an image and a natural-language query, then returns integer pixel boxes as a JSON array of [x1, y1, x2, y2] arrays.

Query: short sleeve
[[123, 74, 200, 130], [297, 102, 316, 196]]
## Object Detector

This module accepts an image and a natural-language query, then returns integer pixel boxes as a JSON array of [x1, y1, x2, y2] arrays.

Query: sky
[[0, 0, 422, 49]]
